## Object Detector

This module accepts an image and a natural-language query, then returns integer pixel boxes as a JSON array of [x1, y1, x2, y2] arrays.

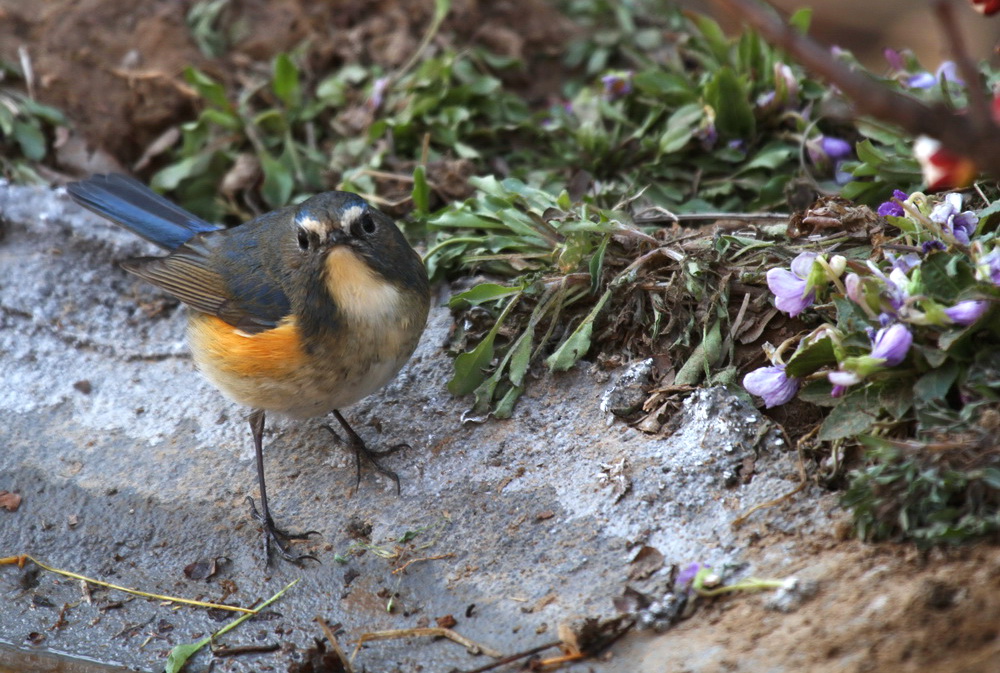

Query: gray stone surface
[[0, 181, 813, 672]]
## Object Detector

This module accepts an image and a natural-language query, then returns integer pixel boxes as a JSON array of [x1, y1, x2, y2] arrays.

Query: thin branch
[[931, 0, 991, 132], [711, 0, 1000, 178]]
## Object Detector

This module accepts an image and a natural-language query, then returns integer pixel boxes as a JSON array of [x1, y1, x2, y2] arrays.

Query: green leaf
[[589, 234, 610, 294], [688, 13, 730, 64], [704, 67, 755, 139], [448, 283, 522, 308], [0, 105, 13, 136], [818, 387, 877, 441], [259, 151, 293, 207], [545, 288, 612, 371], [200, 107, 243, 131], [165, 638, 211, 673], [633, 69, 693, 99], [785, 335, 837, 378], [165, 580, 297, 673], [914, 360, 959, 402], [183, 67, 231, 111], [398, 528, 421, 543], [797, 378, 839, 407], [877, 376, 915, 420], [412, 164, 430, 215], [449, 294, 520, 395], [448, 331, 497, 396], [659, 103, 702, 154], [740, 143, 794, 172], [507, 329, 533, 387], [151, 153, 213, 191], [788, 8, 812, 33], [919, 251, 974, 302], [854, 139, 889, 166], [13, 120, 45, 160], [272, 53, 301, 108], [20, 99, 66, 126], [493, 383, 524, 419]]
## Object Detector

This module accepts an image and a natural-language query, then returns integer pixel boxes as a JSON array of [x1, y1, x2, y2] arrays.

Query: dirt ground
[[3, 0, 994, 181], [2, 1, 1000, 672], [0, 0, 577, 177]]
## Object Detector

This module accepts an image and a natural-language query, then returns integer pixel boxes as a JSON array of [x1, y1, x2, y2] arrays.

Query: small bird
[[66, 174, 430, 563]]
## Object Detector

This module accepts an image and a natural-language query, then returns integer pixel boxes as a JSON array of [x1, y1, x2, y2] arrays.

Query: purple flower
[[922, 240, 946, 254], [866, 261, 912, 313], [945, 300, 989, 325], [601, 71, 633, 100], [767, 252, 817, 317], [907, 61, 963, 89], [808, 136, 852, 173], [884, 48, 905, 72], [930, 193, 978, 245], [937, 61, 963, 85], [834, 163, 854, 185], [696, 121, 718, 151], [821, 136, 852, 160], [828, 369, 862, 390], [886, 252, 921, 274], [743, 364, 801, 408], [756, 90, 776, 108], [870, 323, 912, 366], [877, 189, 908, 217], [757, 63, 799, 112], [368, 76, 390, 111], [877, 202, 903, 217], [976, 247, 1000, 285], [676, 562, 710, 589], [907, 72, 937, 89]]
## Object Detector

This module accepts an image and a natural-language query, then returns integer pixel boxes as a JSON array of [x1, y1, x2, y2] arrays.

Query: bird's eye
[[358, 212, 377, 236], [296, 228, 310, 250]]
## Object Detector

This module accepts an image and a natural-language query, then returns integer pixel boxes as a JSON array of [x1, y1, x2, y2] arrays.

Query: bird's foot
[[246, 496, 320, 565], [322, 415, 406, 495]]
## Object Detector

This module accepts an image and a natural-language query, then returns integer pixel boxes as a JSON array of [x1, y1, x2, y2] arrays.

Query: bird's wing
[[123, 231, 292, 334]]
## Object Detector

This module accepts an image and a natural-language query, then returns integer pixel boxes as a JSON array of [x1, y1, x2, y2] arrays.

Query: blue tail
[[66, 174, 219, 251]]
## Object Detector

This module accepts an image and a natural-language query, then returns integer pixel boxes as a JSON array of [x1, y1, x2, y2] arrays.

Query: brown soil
[[0, 0, 575, 177], [636, 532, 1000, 672], [2, 2, 999, 671]]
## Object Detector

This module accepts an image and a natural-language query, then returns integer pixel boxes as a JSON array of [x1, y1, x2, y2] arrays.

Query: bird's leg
[[322, 409, 406, 495], [245, 409, 319, 565]]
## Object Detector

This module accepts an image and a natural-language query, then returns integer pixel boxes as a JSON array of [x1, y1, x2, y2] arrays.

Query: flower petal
[[743, 365, 800, 408], [870, 323, 913, 366], [789, 251, 818, 279], [945, 300, 989, 326]]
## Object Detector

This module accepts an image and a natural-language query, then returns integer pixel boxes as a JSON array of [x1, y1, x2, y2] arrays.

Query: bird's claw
[[246, 496, 321, 565]]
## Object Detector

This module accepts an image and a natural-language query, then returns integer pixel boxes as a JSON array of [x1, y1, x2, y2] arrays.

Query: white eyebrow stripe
[[296, 214, 326, 237], [340, 205, 365, 228]]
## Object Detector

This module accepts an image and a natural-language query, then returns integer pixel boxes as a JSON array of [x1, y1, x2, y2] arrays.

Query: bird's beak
[[327, 227, 350, 247]]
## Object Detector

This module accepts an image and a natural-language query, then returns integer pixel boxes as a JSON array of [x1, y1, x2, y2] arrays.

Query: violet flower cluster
[[744, 190, 996, 409]]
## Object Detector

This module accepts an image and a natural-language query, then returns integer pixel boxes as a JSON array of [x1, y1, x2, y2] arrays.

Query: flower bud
[[944, 300, 989, 326], [743, 365, 800, 408], [870, 323, 913, 366]]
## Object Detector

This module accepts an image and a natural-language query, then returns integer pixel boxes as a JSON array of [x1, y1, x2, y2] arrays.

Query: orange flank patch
[[188, 313, 305, 379]]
